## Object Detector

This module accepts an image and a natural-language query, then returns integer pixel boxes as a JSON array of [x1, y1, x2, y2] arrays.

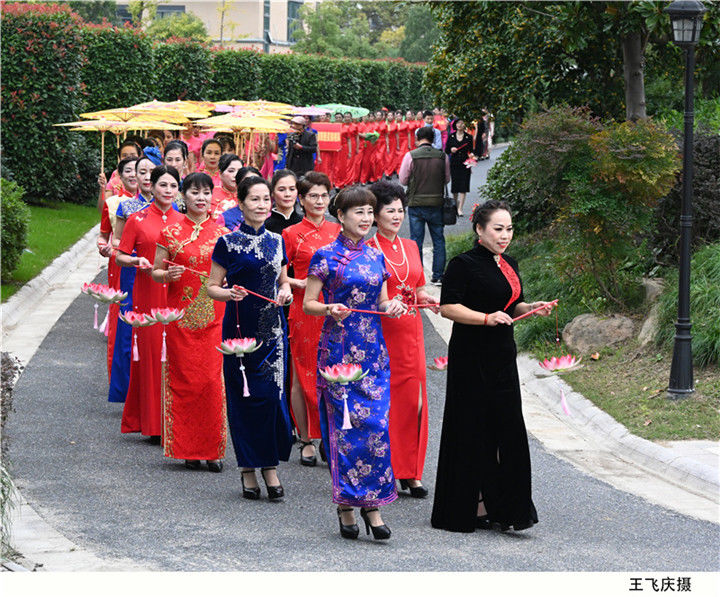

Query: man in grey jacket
[[399, 126, 451, 285]]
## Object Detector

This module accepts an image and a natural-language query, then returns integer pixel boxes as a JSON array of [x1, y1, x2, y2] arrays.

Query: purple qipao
[[308, 234, 398, 507]]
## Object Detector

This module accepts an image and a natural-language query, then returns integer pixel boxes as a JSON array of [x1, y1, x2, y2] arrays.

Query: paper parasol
[[294, 106, 332, 116], [315, 103, 369, 118]]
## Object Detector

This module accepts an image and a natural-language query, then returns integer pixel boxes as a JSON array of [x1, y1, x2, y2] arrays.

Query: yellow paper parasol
[[193, 112, 290, 159]]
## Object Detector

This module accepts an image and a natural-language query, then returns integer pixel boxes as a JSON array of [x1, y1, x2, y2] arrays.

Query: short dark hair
[[182, 172, 214, 194], [237, 176, 271, 203], [134, 157, 155, 172], [297, 171, 331, 196], [118, 140, 142, 158], [271, 169, 297, 194], [471, 200, 511, 230], [369, 180, 407, 210], [422, 110, 433, 118], [235, 166, 262, 187], [219, 153, 243, 173], [416, 126, 435, 143], [117, 157, 139, 177], [333, 185, 376, 214], [150, 165, 180, 186], [164, 140, 188, 160], [201, 138, 222, 154]]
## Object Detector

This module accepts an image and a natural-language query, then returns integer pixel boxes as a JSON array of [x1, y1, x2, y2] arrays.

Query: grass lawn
[[1, 202, 98, 302], [554, 341, 720, 441]]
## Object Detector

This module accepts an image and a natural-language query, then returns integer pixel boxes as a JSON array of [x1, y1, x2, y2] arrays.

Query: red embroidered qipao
[[210, 185, 237, 220], [384, 121, 398, 177], [370, 234, 429, 480], [117, 203, 183, 437], [372, 120, 388, 181], [282, 218, 341, 438], [158, 217, 227, 460]]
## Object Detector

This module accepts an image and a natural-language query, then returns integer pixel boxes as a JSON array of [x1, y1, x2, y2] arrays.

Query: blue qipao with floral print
[[308, 234, 397, 507]]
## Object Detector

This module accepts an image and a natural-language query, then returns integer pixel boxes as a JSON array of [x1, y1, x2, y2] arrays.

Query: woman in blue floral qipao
[[303, 186, 407, 540]]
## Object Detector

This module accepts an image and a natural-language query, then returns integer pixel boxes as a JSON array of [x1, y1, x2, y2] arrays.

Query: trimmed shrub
[[81, 23, 155, 109], [211, 48, 261, 100], [0, 179, 31, 279], [1, 3, 85, 204], [257, 53, 299, 105], [153, 38, 212, 101], [652, 133, 720, 265], [656, 243, 720, 367]]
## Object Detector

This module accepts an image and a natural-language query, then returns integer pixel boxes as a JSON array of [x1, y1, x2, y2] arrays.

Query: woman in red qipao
[[210, 153, 242, 220], [368, 181, 439, 497], [384, 111, 399, 178], [152, 173, 227, 472], [372, 111, 388, 182], [333, 113, 353, 188], [281, 171, 341, 466], [347, 116, 362, 187], [116, 166, 184, 441], [394, 111, 410, 174], [358, 115, 375, 185], [196, 138, 223, 187], [97, 140, 141, 214]]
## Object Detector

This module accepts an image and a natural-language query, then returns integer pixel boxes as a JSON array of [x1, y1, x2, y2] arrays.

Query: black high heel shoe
[[398, 479, 428, 498], [359, 507, 391, 540], [298, 440, 317, 467], [207, 460, 223, 473], [336, 506, 359, 540], [184, 460, 202, 470], [260, 467, 284, 501], [318, 440, 327, 463], [476, 498, 491, 529], [241, 469, 261, 500]]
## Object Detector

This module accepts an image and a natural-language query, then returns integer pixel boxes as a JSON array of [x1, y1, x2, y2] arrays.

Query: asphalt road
[[5, 148, 719, 571]]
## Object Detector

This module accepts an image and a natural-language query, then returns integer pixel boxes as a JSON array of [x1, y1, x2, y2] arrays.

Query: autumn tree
[[426, 1, 720, 124]]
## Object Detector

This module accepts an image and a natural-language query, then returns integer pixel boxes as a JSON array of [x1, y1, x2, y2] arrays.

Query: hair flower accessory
[[319, 364, 369, 430]]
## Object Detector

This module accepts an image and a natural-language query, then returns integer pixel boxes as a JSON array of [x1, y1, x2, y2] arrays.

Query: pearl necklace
[[371, 234, 410, 285]]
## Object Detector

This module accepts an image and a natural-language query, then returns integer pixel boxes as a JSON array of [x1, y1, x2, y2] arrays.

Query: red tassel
[[93, 304, 99, 329], [132, 331, 139, 361], [161, 329, 167, 362], [239, 359, 250, 397], [341, 390, 352, 430]]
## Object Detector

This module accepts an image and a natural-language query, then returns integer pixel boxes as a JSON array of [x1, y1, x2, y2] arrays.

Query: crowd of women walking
[[95, 115, 552, 541]]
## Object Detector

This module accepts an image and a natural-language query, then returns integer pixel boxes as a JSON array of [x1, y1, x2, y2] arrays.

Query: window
[[287, 0, 303, 42]]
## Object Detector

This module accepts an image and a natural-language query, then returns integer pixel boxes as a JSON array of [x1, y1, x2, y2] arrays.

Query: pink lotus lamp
[[118, 311, 157, 361], [150, 308, 185, 362], [428, 356, 448, 371], [216, 338, 263, 397], [319, 364, 368, 429], [539, 354, 582, 372]]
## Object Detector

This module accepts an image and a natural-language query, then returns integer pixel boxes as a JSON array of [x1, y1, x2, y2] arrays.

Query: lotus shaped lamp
[[150, 307, 185, 324], [119, 311, 156, 328], [539, 354, 582, 372], [428, 356, 448, 371], [93, 286, 128, 304], [216, 337, 263, 356], [464, 157, 478, 168], [319, 363, 368, 385]]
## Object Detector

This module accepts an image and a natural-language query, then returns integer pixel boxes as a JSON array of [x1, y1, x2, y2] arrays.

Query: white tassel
[[132, 331, 139, 361], [560, 387, 572, 416], [93, 304, 99, 329], [161, 328, 167, 362], [99, 310, 109, 336], [341, 389, 352, 430], [239, 358, 250, 397]]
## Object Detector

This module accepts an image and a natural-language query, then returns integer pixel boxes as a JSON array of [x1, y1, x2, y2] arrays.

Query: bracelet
[[484, 313, 488, 326], [326, 304, 331, 316]]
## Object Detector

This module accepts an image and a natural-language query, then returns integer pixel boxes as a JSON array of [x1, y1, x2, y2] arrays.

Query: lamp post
[[664, 0, 706, 399]]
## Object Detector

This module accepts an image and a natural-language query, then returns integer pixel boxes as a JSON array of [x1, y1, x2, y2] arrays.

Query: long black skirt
[[449, 162, 471, 194]]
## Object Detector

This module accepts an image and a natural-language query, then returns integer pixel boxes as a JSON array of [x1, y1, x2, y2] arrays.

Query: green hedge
[[1, 3, 85, 204], [1, 2, 429, 206], [0, 179, 30, 280]]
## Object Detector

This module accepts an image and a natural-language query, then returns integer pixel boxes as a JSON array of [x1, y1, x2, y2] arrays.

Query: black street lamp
[[664, 0, 706, 399]]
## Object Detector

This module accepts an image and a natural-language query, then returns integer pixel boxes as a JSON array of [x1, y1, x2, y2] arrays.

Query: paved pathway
[[2, 146, 718, 579]]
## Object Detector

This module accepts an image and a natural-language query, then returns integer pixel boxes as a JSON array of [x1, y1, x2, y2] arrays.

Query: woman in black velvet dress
[[430, 200, 554, 533]]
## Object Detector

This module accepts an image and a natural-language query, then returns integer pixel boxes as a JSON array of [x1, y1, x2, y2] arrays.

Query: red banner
[[314, 122, 342, 151]]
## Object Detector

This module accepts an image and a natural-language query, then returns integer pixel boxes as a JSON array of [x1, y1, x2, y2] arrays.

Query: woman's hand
[[531, 301, 555, 317], [230, 285, 248, 302], [136, 256, 153, 271], [486, 311, 513, 326], [277, 284, 293, 306], [98, 242, 112, 258], [450, 147, 458, 153], [328, 304, 351, 323], [166, 264, 185, 282], [384, 298, 408, 318], [97, 172, 107, 188], [416, 290, 440, 314], [290, 277, 307, 290]]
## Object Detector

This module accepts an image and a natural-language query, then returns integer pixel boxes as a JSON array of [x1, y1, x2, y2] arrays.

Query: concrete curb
[[518, 355, 720, 501], [2, 224, 100, 332]]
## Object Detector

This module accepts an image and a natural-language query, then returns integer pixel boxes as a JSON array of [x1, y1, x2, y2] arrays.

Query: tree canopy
[[425, 1, 720, 124], [145, 12, 210, 42]]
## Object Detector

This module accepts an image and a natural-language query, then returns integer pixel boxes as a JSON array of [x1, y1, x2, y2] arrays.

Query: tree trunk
[[622, 33, 647, 121]]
